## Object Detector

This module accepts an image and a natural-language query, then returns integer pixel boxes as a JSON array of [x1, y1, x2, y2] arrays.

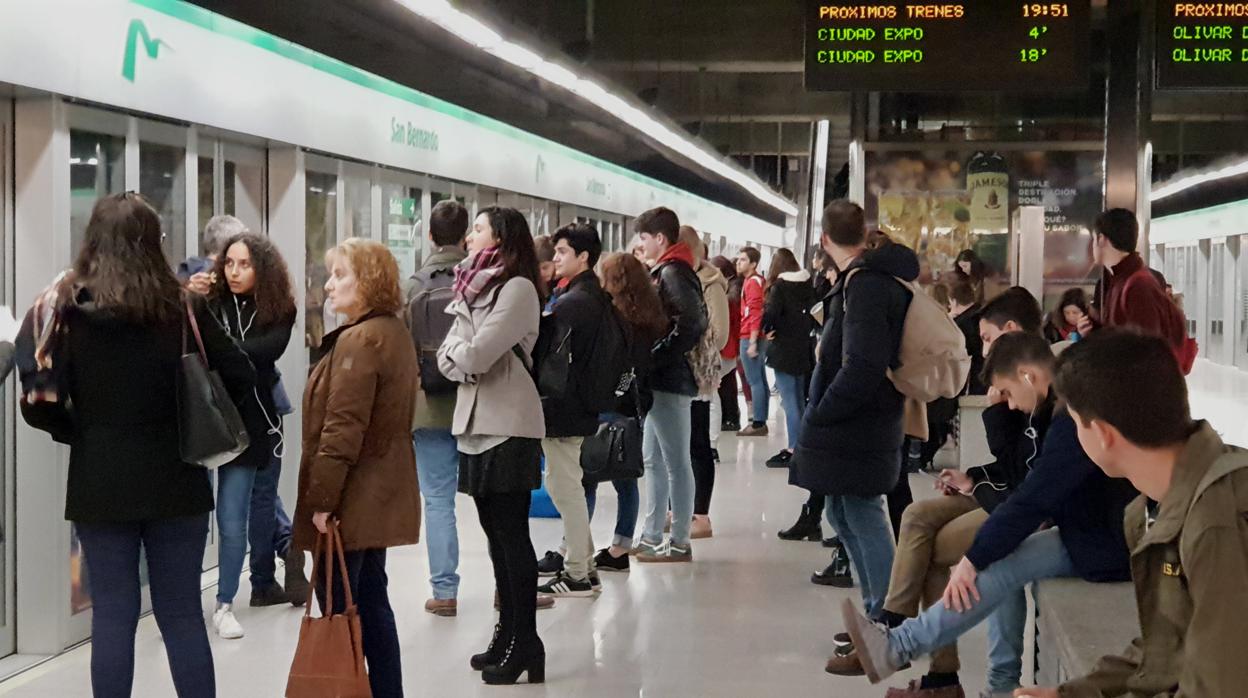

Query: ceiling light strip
[[1151, 159, 1248, 202], [394, 0, 799, 217]]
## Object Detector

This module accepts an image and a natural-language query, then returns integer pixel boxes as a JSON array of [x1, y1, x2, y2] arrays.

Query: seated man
[[1014, 330, 1248, 698], [843, 332, 1137, 697], [828, 287, 1049, 694]]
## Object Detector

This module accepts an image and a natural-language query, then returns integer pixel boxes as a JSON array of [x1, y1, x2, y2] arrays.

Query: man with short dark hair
[[634, 206, 708, 562], [533, 223, 608, 597], [844, 332, 1135, 698], [792, 199, 915, 668], [1079, 208, 1195, 373], [979, 287, 1044, 351], [410, 199, 470, 616], [735, 245, 769, 435], [1016, 329, 1248, 698]]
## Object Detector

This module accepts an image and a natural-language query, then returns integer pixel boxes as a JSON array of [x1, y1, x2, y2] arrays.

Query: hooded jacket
[[790, 243, 919, 497], [649, 243, 708, 397], [763, 269, 816, 377], [966, 408, 1137, 582]]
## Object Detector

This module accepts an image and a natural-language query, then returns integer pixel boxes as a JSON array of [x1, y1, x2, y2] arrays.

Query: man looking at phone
[[827, 287, 1051, 697]]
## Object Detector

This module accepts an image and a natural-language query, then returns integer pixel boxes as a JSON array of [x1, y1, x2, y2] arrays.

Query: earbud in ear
[[1024, 374, 1034, 385]]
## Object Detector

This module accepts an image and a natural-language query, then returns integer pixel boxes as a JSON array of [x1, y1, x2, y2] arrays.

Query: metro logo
[[122, 19, 171, 83]]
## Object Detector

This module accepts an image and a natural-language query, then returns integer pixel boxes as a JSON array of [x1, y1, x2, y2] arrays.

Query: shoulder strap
[[1187, 449, 1248, 519], [183, 298, 208, 365]]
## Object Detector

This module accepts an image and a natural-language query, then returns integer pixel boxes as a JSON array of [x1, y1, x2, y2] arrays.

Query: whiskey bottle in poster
[[966, 151, 1010, 275]]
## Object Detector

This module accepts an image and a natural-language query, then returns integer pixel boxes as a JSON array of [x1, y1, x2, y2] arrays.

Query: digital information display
[[1155, 2, 1248, 89], [804, 2, 1091, 92]]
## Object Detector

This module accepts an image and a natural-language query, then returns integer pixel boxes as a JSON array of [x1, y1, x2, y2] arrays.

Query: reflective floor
[[5, 356, 1242, 698]]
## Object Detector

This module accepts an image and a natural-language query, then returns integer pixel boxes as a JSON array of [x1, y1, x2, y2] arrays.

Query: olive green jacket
[[1061, 422, 1248, 698]]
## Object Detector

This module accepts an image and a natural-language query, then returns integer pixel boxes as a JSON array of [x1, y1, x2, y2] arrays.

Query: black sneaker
[[249, 582, 289, 608], [765, 450, 792, 468], [536, 550, 564, 577], [536, 571, 595, 598], [594, 548, 630, 573], [721, 420, 741, 432], [589, 572, 602, 592], [711, 448, 721, 463], [812, 545, 854, 588]]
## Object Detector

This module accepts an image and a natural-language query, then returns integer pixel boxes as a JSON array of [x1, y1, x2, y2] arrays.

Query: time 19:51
[[1023, 3, 1069, 18]]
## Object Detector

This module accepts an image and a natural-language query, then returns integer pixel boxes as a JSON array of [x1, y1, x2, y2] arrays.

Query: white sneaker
[[212, 603, 244, 640]]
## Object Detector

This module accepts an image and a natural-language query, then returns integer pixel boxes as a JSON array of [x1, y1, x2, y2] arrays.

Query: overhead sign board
[[1155, 1, 1248, 89], [804, 1, 1091, 92]]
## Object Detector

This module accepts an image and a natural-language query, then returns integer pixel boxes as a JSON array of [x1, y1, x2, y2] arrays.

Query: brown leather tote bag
[[286, 523, 371, 697]]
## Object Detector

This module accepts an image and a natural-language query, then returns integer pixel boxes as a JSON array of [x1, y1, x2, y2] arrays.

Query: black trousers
[[316, 548, 403, 698], [474, 491, 539, 643], [886, 443, 915, 541], [717, 368, 741, 427], [691, 400, 715, 515]]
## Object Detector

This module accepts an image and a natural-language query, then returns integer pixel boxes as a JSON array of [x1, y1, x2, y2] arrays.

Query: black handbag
[[178, 300, 250, 469], [580, 371, 644, 485]]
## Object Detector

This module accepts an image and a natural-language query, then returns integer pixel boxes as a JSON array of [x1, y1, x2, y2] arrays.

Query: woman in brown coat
[[293, 237, 420, 698]]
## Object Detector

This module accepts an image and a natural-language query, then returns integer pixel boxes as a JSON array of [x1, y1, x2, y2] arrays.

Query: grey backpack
[[407, 264, 458, 394]]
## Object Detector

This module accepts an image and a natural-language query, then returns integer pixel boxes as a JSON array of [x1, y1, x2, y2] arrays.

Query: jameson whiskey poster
[[864, 149, 1102, 292]]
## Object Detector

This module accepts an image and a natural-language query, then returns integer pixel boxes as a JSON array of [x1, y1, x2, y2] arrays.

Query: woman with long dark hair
[[761, 248, 815, 468], [438, 206, 547, 684], [206, 233, 301, 625], [1044, 287, 1090, 343], [590, 252, 669, 572], [18, 193, 255, 698], [953, 249, 987, 305]]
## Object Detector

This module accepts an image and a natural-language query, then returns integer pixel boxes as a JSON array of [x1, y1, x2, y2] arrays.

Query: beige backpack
[[845, 270, 971, 403]]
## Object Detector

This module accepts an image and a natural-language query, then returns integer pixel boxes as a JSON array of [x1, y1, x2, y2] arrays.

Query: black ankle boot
[[482, 635, 545, 685], [470, 623, 508, 671], [777, 504, 823, 541]]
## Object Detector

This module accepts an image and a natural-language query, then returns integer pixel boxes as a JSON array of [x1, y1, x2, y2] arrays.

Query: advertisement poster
[[865, 149, 1103, 299]]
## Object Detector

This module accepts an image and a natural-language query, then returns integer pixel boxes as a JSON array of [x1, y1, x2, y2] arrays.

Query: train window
[[305, 169, 339, 364], [139, 140, 187, 264], [69, 130, 125, 254]]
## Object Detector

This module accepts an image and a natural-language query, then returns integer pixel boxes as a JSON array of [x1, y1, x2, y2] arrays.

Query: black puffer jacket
[[536, 271, 609, 438], [790, 244, 918, 497], [649, 259, 708, 397], [762, 270, 816, 377], [211, 293, 295, 469], [966, 391, 1056, 513]]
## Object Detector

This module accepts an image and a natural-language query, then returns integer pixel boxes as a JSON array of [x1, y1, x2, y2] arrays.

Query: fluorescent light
[[69, 157, 81, 165], [1151, 158, 1248, 202], [395, 1, 798, 217]]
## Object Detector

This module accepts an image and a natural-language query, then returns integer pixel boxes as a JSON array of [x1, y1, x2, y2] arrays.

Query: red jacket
[[740, 274, 765, 338], [1100, 253, 1197, 374]]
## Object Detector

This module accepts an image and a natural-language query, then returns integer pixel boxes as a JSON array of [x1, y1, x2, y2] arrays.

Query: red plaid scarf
[[453, 246, 505, 304]]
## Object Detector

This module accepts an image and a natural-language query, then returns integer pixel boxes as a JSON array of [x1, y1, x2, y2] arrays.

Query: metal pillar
[[1103, 0, 1153, 255]]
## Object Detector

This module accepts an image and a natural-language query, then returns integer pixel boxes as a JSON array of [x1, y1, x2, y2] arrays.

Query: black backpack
[[580, 290, 633, 413], [407, 263, 458, 394]]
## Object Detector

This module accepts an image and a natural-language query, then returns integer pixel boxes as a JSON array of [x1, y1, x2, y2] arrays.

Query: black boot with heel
[[482, 636, 546, 685], [471, 623, 508, 671]]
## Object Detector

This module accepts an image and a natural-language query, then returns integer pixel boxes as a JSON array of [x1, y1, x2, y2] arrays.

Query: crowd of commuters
[[8, 189, 1246, 698]]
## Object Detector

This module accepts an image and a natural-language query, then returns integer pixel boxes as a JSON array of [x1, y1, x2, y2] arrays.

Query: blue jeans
[[586, 479, 641, 549], [739, 338, 770, 424], [642, 390, 695, 546], [887, 528, 1076, 691], [216, 464, 257, 605], [76, 514, 213, 698], [773, 370, 807, 450], [414, 428, 461, 600], [826, 494, 896, 617], [248, 442, 292, 588], [316, 548, 403, 698]]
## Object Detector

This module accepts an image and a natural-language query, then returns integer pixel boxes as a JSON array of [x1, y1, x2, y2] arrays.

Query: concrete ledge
[[957, 395, 993, 470], [1034, 578, 1138, 685]]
